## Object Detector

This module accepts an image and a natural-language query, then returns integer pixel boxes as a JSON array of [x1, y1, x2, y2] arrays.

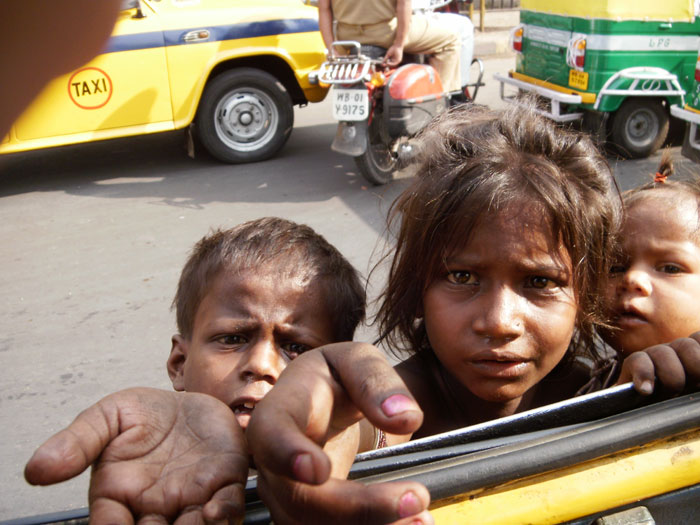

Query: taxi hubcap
[[214, 88, 278, 151]]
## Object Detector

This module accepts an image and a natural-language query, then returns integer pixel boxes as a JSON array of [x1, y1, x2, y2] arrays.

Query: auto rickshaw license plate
[[569, 70, 589, 91], [332, 88, 369, 121]]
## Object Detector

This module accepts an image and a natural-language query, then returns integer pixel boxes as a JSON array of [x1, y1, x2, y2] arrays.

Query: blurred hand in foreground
[[25, 387, 248, 524]]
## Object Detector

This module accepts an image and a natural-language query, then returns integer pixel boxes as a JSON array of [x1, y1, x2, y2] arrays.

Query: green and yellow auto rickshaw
[[671, 42, 700, 161], [495, 0, 700, 158]]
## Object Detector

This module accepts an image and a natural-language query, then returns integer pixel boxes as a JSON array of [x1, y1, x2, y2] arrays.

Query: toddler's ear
[[167, 334, 188, 391]]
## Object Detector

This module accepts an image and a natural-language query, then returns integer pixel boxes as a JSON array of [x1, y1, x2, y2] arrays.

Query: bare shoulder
[[394, 353, 451, 436], [394, 354, 430, 395]]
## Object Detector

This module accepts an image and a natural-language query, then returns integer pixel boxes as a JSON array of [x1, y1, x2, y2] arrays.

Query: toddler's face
[[422, 206, 577, 409], [167, 266, 335, 429], [604, 192, 700, 355]]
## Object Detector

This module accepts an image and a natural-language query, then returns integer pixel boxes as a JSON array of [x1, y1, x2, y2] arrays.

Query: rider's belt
[[337, 18, 394, 32]]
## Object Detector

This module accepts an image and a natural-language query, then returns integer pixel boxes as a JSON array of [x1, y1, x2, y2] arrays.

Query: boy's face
[[604, 193, 700, 355], [422, 206, 577, 410], [168, 266, 336, 429]]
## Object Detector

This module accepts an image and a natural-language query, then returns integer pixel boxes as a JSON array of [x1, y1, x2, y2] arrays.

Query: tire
[[610, 98, 669, 159], [354, 113, 397, 185], [196, 68, 294, 163]]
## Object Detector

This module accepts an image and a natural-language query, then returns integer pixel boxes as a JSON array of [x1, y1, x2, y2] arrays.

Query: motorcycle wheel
[[196, 68, 293, 163], [354, 116, 397, 185]]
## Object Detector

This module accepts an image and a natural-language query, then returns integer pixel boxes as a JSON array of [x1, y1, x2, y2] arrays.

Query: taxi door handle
[[659, 23, 673, 30], [183, 29, 210, 43]]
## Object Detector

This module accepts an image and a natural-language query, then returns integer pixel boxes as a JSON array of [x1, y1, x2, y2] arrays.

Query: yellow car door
[[12, 1, 174, 147]]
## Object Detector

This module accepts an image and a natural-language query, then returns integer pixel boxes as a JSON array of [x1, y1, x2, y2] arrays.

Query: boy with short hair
[[167, 216, 366, 430], [25, 217, 367, 524]]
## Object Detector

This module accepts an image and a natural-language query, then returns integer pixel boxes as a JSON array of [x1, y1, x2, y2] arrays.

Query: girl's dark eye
[[609, 265, 627, 275], [217, 334, 247, 346], [659, 264, 683, 274], [446, 271, 476, 285], [282, 342, 311, 358], [527, 276, 557, 290]]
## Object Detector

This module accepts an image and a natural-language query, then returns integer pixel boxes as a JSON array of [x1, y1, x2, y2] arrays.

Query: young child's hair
[[173, 217, 366, 341], [622, 148, 700, 210], [376, 103, 622, 363]]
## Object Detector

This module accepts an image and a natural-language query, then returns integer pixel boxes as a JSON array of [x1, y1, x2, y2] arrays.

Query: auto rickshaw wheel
[[197, 68, 294, 163], [354, 113, 397, 185], [610, 98, 669, 159]]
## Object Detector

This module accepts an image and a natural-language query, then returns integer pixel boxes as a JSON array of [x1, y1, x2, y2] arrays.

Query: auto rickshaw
[[671, 42, 700, 162], [495, 0, 700, 159]]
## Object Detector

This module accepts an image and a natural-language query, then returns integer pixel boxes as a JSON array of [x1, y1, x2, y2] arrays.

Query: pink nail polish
[[398, 490, 421, 518], [382, 394, 415, 417], [292, 453, 315, 484]]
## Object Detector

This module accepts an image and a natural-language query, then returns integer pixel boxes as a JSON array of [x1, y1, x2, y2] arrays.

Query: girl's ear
[[167, 334, 188, 391]]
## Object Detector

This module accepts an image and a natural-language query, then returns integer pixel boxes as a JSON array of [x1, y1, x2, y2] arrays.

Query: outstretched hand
[[617, 332, 700, 395], [247, 342, 433, 524], [25, 387, 249, 524]]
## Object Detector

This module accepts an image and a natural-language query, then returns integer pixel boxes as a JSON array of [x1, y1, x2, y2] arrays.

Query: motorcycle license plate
[[332, 88, 369, 121]]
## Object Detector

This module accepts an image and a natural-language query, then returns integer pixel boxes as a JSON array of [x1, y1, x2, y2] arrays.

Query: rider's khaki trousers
[[336, 14, 461, 92]]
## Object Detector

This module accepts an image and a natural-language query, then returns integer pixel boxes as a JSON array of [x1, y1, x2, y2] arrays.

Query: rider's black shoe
[[448, 87, 472, 107]]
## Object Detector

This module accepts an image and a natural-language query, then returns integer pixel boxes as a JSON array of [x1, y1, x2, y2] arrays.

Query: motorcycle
[[316, 3, 484, 185]]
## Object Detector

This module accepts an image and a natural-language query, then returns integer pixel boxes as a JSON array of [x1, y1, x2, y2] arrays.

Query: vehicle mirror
[[121, 0, 140, 10]]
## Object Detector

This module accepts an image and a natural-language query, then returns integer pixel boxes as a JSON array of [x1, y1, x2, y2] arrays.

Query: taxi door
[[13, 1, 174, 144]]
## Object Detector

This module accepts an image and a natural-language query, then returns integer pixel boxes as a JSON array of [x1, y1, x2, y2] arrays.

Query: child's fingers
[[248, 343, 422, 485], [646, 344, 686, 392], [617, 351, 655, 395], [320, 342, 423, 435], [257, 471, 432, 525], [670, 336, 700, 385], [89, 497, 135, 525], [248, 349, 340, 485], [202, 482, 246, 523], [24, 399, 116, 485], [390, 510, 435, 525]]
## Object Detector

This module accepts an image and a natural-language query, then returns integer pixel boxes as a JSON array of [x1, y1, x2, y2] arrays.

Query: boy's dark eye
[[446, 270, 476, 285], [282, 342, 311, 358], [217, 334, 247, 346], [659, 264, 683, 274], [526, 276, 557, 290]]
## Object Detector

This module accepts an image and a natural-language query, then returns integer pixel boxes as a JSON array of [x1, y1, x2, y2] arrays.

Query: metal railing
[[484, 0, 519, 8]]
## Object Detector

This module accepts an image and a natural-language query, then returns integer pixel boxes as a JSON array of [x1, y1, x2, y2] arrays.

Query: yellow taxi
[[1, 0, 329, 163]]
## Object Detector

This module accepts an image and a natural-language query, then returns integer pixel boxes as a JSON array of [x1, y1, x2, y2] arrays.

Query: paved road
[[0, 55, 696, 520]]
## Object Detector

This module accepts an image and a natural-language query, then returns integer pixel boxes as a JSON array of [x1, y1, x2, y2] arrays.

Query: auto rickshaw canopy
[[521, 0, 698, 22]]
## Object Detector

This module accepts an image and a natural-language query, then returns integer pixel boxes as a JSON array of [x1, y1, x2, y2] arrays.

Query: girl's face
[[604, 192, 700, 355], [422, 206, 578, 407]]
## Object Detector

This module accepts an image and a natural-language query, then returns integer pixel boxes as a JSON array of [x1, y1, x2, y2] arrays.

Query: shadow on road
[[0, 124, 409, 218]]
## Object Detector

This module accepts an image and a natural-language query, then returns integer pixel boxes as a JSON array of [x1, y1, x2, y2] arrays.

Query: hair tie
[[654, 172, 667, 184]]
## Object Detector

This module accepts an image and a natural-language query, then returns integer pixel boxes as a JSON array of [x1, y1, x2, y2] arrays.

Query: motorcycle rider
[[412, 0, 474, 88], [318, 0, 462, 93]]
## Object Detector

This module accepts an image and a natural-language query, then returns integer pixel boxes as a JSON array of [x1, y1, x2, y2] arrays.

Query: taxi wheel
[[610, 98, 669, 159], [197, 68, 293, 163]]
